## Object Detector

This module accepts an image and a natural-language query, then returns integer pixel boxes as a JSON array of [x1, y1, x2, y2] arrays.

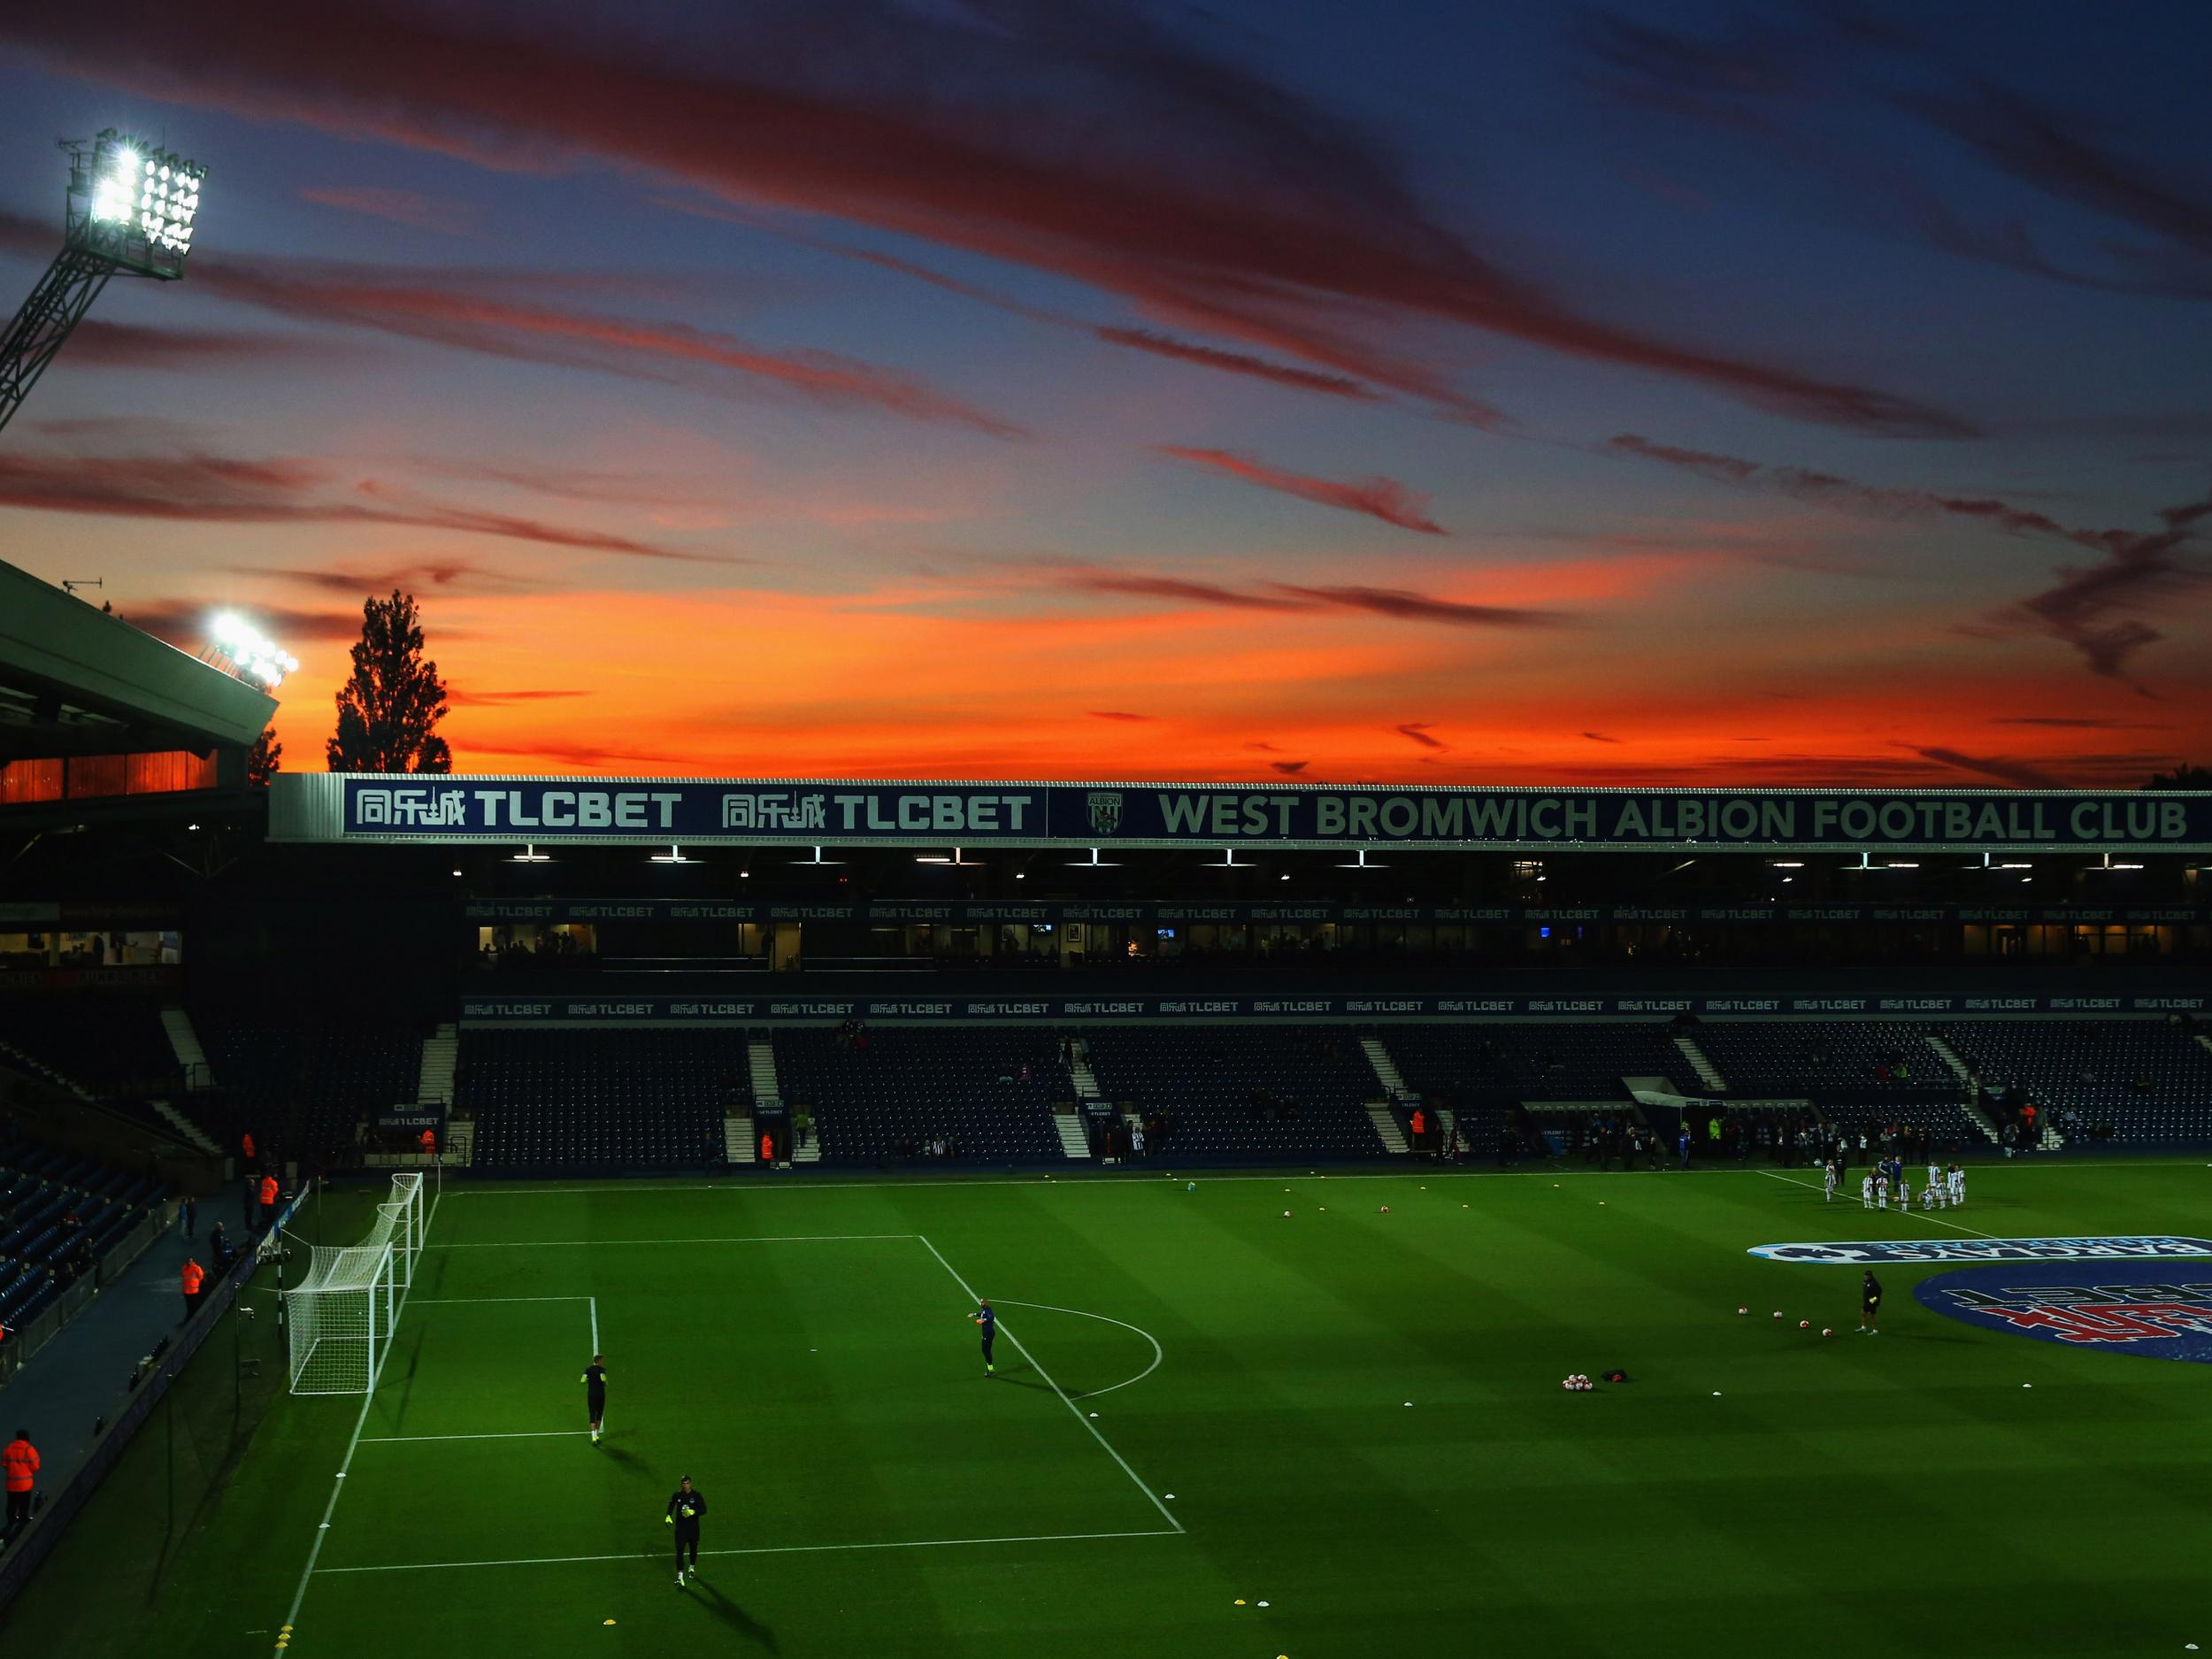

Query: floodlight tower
[[0, 128, 206, 435]]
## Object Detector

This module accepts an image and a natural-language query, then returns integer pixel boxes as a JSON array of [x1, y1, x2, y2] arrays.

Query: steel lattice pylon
[[0, 246, 115, 435]]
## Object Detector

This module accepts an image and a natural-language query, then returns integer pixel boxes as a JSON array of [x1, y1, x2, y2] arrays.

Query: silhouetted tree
[[246, 725, 282, 787], [327, 590, 451, 773], [2147, 764, 2212, 789]]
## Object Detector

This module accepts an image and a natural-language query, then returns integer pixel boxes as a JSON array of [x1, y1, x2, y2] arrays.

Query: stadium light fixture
[[791, 845, 844, 866], [650, 844, 695, 864], [2093, 853, 2144, 872], [915, 848, 981, 865], [197, 613, 298, 689], [1202, 848, 1248, 868], [1335, 847, 1386, 869], [1066, 847, 1119, 868], [3, 128, 208, 434], [511, 844, 552, 863]]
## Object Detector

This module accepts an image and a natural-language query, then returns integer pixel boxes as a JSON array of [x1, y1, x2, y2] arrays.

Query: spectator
[[793, 1106, 813, 1150], [3, 1428, 36, 1530], [180, 1256, 204, 1322], [179, 1195, 196, 1240]]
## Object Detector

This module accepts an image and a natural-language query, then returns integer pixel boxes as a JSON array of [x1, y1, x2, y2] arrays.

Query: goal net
[[285, 1172, 428, 1395]]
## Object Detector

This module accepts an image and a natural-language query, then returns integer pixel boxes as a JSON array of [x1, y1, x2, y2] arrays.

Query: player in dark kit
[[1859, 1270, 1883, 1334], [972, 1297, 995, 1376], [665, 1476, 706, 1586], [581, 1354, 607, 1443]]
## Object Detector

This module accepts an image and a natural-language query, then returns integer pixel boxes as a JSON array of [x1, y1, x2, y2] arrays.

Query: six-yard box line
[[283, 1231, 1179, 1613]]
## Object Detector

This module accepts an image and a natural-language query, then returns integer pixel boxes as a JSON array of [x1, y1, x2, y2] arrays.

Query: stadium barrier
[[0, 1190, 298, 1612]]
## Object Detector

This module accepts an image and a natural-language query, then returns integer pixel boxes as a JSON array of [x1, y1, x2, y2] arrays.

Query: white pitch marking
[[360, 1430, 592, 1445], [410, 1295, 595, 1304], [313, 1527, 1182, 1576], [589, 1295, 599, 1354], [275, 1189, 442, 1655], [989, 1298, 1164, 1401], [1758, 1170, 1999, 1240], [917, 1235, 1184, 1535], [423, 1233, 918, 1249]]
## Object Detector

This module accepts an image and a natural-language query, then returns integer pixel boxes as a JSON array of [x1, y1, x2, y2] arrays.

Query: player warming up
[[666, 1476, 706, 1586], [582, 1354, 608, 1444], [972, 1297, 995, 1377], [1859, 1270, 1883, 1335]]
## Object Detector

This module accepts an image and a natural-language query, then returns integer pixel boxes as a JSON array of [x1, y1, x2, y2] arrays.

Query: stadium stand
[[461, 1028, 742, 1171], [1082, 1026, 1383, 1158], [1692, 1021, 1943, 1097], [1938, 1019, 2212, 1145], [193, 1012, 422, 1166], [0, 997, 180, 1102], [0, 1127, 165, 1333], [772, 1026, 1067, 1163]]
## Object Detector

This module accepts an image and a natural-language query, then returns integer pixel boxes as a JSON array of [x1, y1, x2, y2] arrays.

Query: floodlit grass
[[10, 1159, 2210, 1658]]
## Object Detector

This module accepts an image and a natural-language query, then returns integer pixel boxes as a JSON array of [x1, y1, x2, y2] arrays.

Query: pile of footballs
[[1560, 1372, 1594, 1392]]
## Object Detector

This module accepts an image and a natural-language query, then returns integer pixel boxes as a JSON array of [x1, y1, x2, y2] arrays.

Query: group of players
[[1821, 1157, 1966, 1210], [575, 1298, 1000, 1588]]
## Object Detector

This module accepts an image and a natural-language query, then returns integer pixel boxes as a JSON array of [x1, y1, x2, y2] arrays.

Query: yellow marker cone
[[603, 1619, 618, 1626], [1235, 1599, 1247, 1605]]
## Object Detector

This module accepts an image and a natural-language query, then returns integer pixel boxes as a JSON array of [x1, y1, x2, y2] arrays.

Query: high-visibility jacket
[[760, 1133, 773, 1162], [1409, 1110, 1425, 1135], [258, 1176, 278, 1206], [419, 1129, 437, 1153], [3, 1438, 38, 1493], [182, 1260, 205, 1294], [242, 1133, 256, 1161]]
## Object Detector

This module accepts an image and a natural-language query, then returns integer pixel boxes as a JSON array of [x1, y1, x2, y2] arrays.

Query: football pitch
[[12, 1158, 2211, 1658]]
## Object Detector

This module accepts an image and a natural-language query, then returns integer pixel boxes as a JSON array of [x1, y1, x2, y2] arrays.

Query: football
[[1798, 1320, 1810, 1329], [1822, 1328, 1835, 1337], [1736, 1306, 1747, 1315]]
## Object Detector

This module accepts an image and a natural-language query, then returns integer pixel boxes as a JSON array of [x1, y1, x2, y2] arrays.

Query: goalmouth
[[284, 1172, 428, 1396]]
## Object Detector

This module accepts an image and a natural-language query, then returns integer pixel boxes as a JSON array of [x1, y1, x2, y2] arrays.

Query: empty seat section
[[462, 1028, 746, 1171], [195, 1013, 424, 1166], [1083, 1026, 1380, 1158], [1939, 1020, 2212, 1144], [772, 1028, 1067, 1163]]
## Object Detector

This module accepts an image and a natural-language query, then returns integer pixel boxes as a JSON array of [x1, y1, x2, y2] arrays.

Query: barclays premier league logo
[[1087, 792, 1124, 835], [1916, 1261, 2212, 1363], [1748, 1236, 2212, 1266]]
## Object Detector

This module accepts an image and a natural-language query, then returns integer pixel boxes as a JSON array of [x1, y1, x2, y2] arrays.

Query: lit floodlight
[[67, 129, 207, 277], [2, 127, 210, 433]]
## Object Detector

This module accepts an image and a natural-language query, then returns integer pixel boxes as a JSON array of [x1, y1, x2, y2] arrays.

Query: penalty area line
[[314, 1527, 1181, 1576]]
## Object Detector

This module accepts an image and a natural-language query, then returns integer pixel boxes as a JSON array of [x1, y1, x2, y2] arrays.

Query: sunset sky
[[1, 2, 2208, 787]]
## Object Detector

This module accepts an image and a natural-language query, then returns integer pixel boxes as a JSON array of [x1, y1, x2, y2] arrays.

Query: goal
[[284, 1171, 428, 1395]]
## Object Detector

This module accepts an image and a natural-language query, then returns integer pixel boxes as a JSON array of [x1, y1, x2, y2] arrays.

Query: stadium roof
[[0, 558, 277, 762]]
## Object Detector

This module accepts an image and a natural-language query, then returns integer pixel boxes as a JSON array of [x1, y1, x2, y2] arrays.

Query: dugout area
[[4, 1164, 2210, 1659]]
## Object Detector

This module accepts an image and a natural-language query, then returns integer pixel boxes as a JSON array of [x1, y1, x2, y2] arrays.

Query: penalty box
[[315, 1234, 1174, 1577]]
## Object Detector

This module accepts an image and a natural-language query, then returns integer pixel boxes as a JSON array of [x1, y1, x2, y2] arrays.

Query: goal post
[[285, 1172, 427, 1396]]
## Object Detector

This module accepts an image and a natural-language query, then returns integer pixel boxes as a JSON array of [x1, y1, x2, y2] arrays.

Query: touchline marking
[[424, 1233, 918, 1249], [916, 1235, 1184, 1535], [361, 1430, 592, 1444], [588, 1294, 599, 1354], [276, 1189, 441, 1656], [1759, 1170, 1999, 1240], [314, 1527, 1180, 1576], [991, 1298, 1164, 1401]]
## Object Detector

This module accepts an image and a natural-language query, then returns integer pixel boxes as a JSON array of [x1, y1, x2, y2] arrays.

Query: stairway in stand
[[1052, 1105, 1092, 1159], [726, 1112, 756, 1164], [1671, 1033, 1728, 1094], [1365, 1102, 1410, 1155]]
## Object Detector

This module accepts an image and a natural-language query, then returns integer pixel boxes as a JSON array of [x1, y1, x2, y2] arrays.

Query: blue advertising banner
[[459, 989, 2209, 1024], [271, 775, 2212, 853]]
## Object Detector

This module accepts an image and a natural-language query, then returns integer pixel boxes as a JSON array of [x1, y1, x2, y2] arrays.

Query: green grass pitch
[[9, 1159, 2210, 1658]]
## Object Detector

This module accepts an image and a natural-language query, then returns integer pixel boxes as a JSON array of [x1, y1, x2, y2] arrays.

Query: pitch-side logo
[[1087, 792, 1124, 835], [1916, 1260, 2212, 1363], [1748, 1236, 2212, 1265]]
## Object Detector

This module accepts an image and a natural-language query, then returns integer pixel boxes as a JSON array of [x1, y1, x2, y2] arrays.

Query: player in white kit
[[1875, 1173, 1889, 1210], [1860, 1171, 1874, 1209], [1948, 1164, 1965, 1205], [1824, 1160, 1839, 1202]]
